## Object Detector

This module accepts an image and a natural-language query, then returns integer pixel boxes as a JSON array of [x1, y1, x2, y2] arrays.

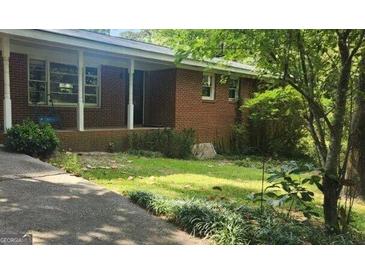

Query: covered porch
[[0, 31, 176, 135]]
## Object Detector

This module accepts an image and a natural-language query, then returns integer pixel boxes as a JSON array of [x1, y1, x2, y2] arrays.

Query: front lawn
[[50, 152, 270, 204], [49, 152, 365, 241]]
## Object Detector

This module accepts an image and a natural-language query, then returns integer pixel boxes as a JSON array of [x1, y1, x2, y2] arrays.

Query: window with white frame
[[228, 78, 240, 101], [202, 74, 215, 100], [28, 59, 47, 104], [28, 60, 99, 107], [50, 62, 78, 104]]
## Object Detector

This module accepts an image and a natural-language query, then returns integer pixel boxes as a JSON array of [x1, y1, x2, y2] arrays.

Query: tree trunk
[[322, 33, 353, 231], [322, 174, 341, 231], [348, 52, 365, 198], [356, 106, 365, 197]]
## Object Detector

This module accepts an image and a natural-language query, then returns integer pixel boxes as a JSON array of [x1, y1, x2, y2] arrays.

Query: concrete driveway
[[0, 149, 204, 244]]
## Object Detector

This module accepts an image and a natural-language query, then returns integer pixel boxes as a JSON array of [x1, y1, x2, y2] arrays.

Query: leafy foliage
[[128, 128, 195, 159], [119, 30, 154, 42], [249, 161, 320, 219], [243, 86, 307, 157], [86, 29, 111, 35], [5, 119, 59, 158]]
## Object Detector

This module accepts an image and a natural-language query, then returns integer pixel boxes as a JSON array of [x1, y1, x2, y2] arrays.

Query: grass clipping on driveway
[[49, 152, 365, 244]]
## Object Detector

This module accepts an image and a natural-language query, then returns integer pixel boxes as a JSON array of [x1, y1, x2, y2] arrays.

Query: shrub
[[242, 86, 307, 157], [128, 128, 195, 159], [5, 119, 59, 158], [229, 123, 251, 154], [214, 124, 252, 155]]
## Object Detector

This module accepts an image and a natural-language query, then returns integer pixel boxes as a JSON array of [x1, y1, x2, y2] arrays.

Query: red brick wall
[[57, 128, 156, 152], [0, 52, 127, 130], [144, 69, 176, 127], [174, 68, 254, 143]]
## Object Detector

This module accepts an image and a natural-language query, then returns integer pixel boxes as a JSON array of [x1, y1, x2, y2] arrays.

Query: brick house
[[0, 29, 256, 151]]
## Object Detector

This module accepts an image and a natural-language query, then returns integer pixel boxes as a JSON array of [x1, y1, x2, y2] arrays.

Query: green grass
[[49, 151, 365, 233]]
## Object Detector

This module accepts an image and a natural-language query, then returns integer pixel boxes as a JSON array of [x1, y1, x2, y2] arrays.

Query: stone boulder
[[192, 143, 217, 159]]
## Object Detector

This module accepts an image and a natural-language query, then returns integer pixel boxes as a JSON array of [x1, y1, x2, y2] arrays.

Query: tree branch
[[296, 30, 310, 90], [285, 77, 334, 135], [305, 112, 327, 166], [348, 30, 365, 61]]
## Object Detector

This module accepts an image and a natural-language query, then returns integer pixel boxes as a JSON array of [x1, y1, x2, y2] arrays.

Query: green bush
[[128, 191, 364, 245], [128, 128, 195, 159], [5, 120, 59, 158], [242, 86, 307, 157]]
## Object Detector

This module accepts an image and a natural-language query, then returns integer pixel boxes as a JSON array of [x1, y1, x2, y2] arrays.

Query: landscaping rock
[[192, 143, 217, 159]]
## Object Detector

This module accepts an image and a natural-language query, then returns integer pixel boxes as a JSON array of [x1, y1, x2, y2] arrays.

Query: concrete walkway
[[0, 149, 204, 244]]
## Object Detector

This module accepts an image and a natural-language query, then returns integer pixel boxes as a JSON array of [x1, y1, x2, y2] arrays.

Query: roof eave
[[0, 29, 257, 77]]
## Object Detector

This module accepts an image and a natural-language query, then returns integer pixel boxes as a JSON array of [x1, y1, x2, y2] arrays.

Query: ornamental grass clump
[[128, 192, 251, 244], [128, 191, 364, 245]]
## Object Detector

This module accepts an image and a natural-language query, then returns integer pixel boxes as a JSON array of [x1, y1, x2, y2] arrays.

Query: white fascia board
[[0, 29, 257, 77]]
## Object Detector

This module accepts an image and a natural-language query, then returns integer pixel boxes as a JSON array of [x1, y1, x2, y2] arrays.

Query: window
[[85, 67, 99, 105], [228, 78, 240, 101], [202, 74, 215, 100], [28, 60, 100, 107], [28, 59, 47, 104], [50, 62, 78, 104]]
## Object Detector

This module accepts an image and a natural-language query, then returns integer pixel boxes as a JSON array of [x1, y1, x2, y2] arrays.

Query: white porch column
[[127, 59, 135, 129], [77, 50, 84, 131], [1, 36, 12, 132]]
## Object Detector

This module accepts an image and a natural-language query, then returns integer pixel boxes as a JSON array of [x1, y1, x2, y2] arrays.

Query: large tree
[[348, 50, 365, 198], [120, 30, 154, 42], [86, 29, 111, 35], [154, 29, 365, 231]]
